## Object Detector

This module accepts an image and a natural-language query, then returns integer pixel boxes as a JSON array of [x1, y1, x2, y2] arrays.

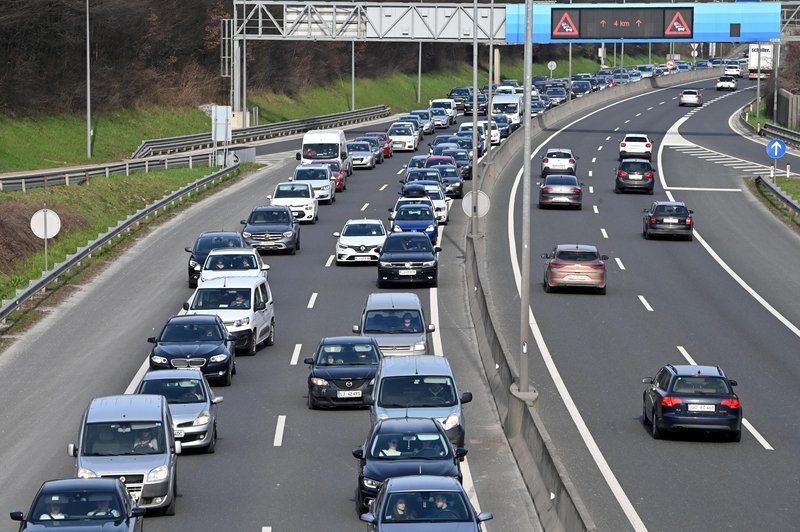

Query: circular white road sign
[[30, 209, 61, 239], [462, 191, 491, 218], [547, 61, 557, 71]]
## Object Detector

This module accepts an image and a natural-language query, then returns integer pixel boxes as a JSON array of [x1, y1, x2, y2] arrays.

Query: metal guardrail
[[760, 122, 800, 147], [0, 164, 240, 326], [131, 105, 392, 158], [755, 175, 800, 216]]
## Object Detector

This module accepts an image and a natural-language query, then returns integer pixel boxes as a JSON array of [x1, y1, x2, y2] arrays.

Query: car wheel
[[651, 409, 662, 439], [614, 186, 622, 194], [576, 203, 582, 211], [331, 193, 336, 203], [288, 242, 296, 255], [355, 488, 365, 515], [265, 319, 275, 347], [205, 423, 217, 454], [162, 482, 176, 516], [686, 233, 694, 242], [644, 228, 652, 240], [295, 237, 300, 251], [312, 212, 318, 224], [343, 179, 347, 191], [597, 286, 607, 295], [642, 401, 652, 425], [543, 278, 553, 293], [219, 364, 233, 386], [246, 331, 257, 356], [377, 278, 386, 289], [430, 276, 438, 288], [189, 279, 197, 289], [647, 188, 654, 196]]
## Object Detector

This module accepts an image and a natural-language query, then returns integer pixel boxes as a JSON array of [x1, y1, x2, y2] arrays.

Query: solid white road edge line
[[507, 81, 708, 532], [638, 296, 654, 312], [273, 415, 286, 446], [307, 292, 318, 309], [677, 346, 774, 450], [290, 344, 302, 366]]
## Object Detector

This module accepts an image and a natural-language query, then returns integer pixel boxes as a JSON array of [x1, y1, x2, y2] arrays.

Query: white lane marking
[[507, 80, 710, 532], [677, 347, 774, 451], [273, 416, 286, 446], [262, 528, 272, 532], [396, 169, 404, 175], [638, 295, 654, 311], [665, 187, 741, 192], [635, 112, 642, 117], [588, 170, 593, 177], [597, 145, 603, 151], [589, 186, 594, 194], [601, 228, 608, 239], [307, 293, 318, 309], [592, 205, 599, 214], [592, 157, 597, 163], [659, 101, 665, 105], [460, 457, 483, 514], [624, 119, 630, 124], [671, 96, 678, 100], [380, 184, 388, 191], [290, 344, 302, 366], [605, 136, 611, 141], [614, 127, 620, 132], [325, 255, 334, 268], [647, 106, 653, 111], [615, 257, 625, 270], [361, 203, 369, 211], [742, 419, 775, 451]]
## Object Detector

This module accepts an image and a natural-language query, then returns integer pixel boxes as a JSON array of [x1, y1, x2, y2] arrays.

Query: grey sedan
[[538, 174, 583, 209], [348, 141, 377, 169], [134, 369, 223, 453]]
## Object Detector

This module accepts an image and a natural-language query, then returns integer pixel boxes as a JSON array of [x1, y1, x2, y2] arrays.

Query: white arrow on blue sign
[[767, 139, 786, 159]]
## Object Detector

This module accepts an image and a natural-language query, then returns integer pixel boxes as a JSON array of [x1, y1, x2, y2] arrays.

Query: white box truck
[[747, 43, 773, 80]]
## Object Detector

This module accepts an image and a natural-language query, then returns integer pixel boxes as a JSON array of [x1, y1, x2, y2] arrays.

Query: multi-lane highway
[[485, 78, 800, 531]]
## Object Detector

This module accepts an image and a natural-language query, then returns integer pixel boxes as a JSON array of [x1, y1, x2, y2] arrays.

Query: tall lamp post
[[519, 0, 533, 394], [85, 0, 92, 159]]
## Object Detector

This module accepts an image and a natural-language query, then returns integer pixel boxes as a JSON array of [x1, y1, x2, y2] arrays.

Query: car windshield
[[364, 309, 424, 333], [671, 376, 732, 394], [427, 190, 445, 201], [31, 490, 123, 523], [138, 378, 207, 404], [431, 101, 451, 109], [389, 127, 412, 136], [382, 491, 470, 522], [342, 223, 385, 237], [368, 431, 450, 459], [82, 422, 163, 456], [443, 150, 469, 163], [190, 288, 251, 310], [326, 161, 341, 171], [358, 137, 379, 148], [302, 143, 339, 160], [250, 210, 290, 224], [348, 142, 371, 152], [407, 171, 440, 181], [395, 207, 433, 221], [294, 168, 328, 181], [160, 321, 223, 342], [430, 108, 446, 116], [546, 88, 567, 96], [378, 376, 457, 408], [204, 254, 257, 271], [382, 236, 432, 253], [274, 184, 311, 198], [195, 235, 241, 254], [555, 250, 599, 261], [316, 343, 380, 366]]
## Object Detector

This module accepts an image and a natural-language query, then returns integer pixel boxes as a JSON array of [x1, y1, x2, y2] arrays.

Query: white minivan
[[491, 94, 523, 131], [296, 129, 353, 176]]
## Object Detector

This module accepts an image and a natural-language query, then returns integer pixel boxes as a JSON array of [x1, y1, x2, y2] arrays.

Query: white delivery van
[[491, 94, 522, 131], [296, 129, 353, 176]]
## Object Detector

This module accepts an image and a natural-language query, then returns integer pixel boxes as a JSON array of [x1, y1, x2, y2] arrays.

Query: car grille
[[332, 379, 369, 389], [102, 474, 143, 500], [380, 345, 413, 353], [172, 358, 207, 368], [344, 244, 378, 252], [250, 232, 284, 242], [385, 261, 429, 268]]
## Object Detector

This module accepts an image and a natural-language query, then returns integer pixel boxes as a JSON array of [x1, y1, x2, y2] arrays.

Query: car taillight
[[570, 187, 581, 193], [620, 142, 627, 147], [569, 159, 575, 164], [721, 398, 741, 409], [542, 158, 549, 163], [590, 263, 605, 269], [661, 396, 683, 407], [644, 171, 654, 179], [617, 171, 627, 177], [685, 216, 693, 225], [645, 143, 651, 148], [542, 187, 553, 193], [649, 216, 657, 224], [549, 262, 567, 268]]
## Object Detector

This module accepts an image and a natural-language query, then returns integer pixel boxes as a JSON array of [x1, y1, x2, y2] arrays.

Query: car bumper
[[546, 273, 606, 289], [646, 223, 693, 236], [443, 183, 463, 197], [619, 151, 651, 160], [378, 266, 438, 284], [392, 141, 416, 151], [290, 208, 316, 221], [174, 422, 213, 448], [138, 480, 172, 509], [244, 236, 296, 251], [309, 384, 373, 407], [658, 412, 741, 433], [352, 159, 373, 168], [336, 250, 380, 263], [541, 167, 575, 176], [382, 145, 393, 156], [313, 190, 333, 200], [539, 194, 581, 206], [616, 178, 654, 191], [150, 358, 231, 378]]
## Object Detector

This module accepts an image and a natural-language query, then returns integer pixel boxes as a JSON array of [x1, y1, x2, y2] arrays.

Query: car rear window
[[556, 250, 598, 261], [620, 161, 652, 172], [545, 176, 578, 186], [625, 136, 648, 143], [546, 151, 572, 159], [671, 377, 731, 394]]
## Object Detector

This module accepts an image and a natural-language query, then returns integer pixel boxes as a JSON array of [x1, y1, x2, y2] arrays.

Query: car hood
[[367, 332, 427, 350], [183, 309, 251, 322], [350, 150, 373, 157], [377, 405, 460, 422], [154, 343, 225, 358], [168, 402, 208, 425], [200, 270, 261, 285], [391, 134, 415, 140], [19, 523, 135, 532], [379, 251, 436, 262], [271, 197, 314, 207], [364, 459, 458, 482], [339, 235, 386, 247], [310, 365, 377, 380], [79, 454, 168, 472], [294, 179, 330, 187], [394, 220, 435, 231]]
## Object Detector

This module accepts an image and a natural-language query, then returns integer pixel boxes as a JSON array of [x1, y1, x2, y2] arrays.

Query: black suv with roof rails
[[642, 364, 742, 441], [447, 87, 472, 111]]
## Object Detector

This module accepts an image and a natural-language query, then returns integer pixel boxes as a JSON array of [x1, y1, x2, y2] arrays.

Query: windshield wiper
[[379, 403, 410, 408]]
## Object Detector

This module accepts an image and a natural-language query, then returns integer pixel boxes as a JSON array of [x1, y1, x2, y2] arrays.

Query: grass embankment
[[744, 98, 778, 132]]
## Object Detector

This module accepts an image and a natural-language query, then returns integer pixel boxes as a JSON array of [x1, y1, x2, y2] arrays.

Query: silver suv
[[291, 164, 336, 204], [352, 292, 435, 356]]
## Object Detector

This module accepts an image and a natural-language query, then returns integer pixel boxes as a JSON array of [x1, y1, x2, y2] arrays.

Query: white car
[[716, 76, 737, 91], [423, 186, 451, 224], [540, 148, 578, 177], [724, 64, 743, 78], [333, 219, 387, 264], [429, 98, 456, 124], [291, 164, 336, 203], [619, 134, 653, 160], [387, 123, 418, 151], [478, 120, 501, 145], [199, 247, 270, 286], [457, 123, 486, 138], [268, 182, 318, 223], [678, 89, 702, 107]]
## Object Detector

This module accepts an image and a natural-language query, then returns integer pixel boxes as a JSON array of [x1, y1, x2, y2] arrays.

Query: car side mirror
[[303, 357, 314, 365], [131, 507, 146, 518], [240, 219, 247, 225], [262, 264, 270, 271], [642, 377, 653, 384], [455, 447, 468, 459], [729, 379, 738, 386], [182, 302, 190, 311], [434, 246, 442, 253], [688, 210, 694, 214], [477, 511, 494, 523], [67, 443, 77, 457], [460, 391, 473, 404], [360, 513, 376, 524], [212, 396, 224, 404], [388, 216, 395, 221], [266, 195, 273, 200], [427, 324, 436, 333], [184, 246, 193, 253], [601, 255, 609, 260], [399, 179, 405, 184], [9, 511, 23, 522], [227, 334, 237, 342], [352, 325, 361, 334], [295, 153, 301, 161], [352, 448, 364, 460], [147, 336, 157, 344], [643, 208, 649, 213], [333, 232, 341, 237], [288, 177, 294, 181]]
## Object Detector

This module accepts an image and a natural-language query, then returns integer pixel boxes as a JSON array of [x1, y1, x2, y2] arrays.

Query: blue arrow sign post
[[767, 139, 786, 159]]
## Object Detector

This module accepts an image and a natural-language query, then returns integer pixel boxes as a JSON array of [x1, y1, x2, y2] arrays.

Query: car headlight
[[78, 467, 98, 479], [363, 477, 381, 489], [146, 465, 169, 483], [310, 377, 329, 386], [443, 413, 460, 430], [337, 244, 348, 251], [393, 226, 403, 232], [193, 411, 211, 426], [151, 355, 168, 365], [321, 185, 330, 191], [425, 224, 435, 232], [422, 261, 436, 267], [209, 353, 228, 363], [379, 261, 392, 268], [233, 317, 250, 327], [283, 231, 294, 238], [368, 378, 375, 386], [304, 205, 313, 210], [189, 259, 199, 268], [413, 342, 426, 351], [242, 231, 251, 238], [378, 413, 389, 420]]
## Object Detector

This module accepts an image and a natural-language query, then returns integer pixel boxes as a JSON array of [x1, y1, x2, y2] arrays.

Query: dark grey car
[[241, 205, 300, 254], [538, 175, 583, 209], [614, 159, 656, 194]]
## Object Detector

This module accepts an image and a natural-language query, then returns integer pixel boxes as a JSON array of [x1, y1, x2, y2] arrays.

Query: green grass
[[745, 99, 778, 132], [775, 177, 800, 199], [0, 166, 239, 300]]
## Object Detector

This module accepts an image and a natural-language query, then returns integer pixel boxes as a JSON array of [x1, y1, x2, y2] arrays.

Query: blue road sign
[[767, 139, 786, 159]]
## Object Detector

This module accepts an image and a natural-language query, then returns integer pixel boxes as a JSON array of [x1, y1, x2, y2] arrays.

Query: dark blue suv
[[389, 204, 438, 244]]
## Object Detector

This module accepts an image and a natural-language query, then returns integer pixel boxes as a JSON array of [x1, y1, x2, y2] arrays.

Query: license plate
[[354, 256, 372, 261], [393, 142, 403, 147], [663, 217, 679, 223], [688, 404, 715, 412], [630, 175, 642, 180], [337, 390, 362, 398], [568, 274, 587, 281], [174, 430, 184, 438], [399, 269, 417, 275]]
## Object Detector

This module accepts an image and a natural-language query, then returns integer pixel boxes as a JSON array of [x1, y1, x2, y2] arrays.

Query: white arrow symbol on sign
[[770, 141, 781, 156]]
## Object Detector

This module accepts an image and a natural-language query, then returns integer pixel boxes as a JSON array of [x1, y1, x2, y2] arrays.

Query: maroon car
[[318, 159, 347, 192]]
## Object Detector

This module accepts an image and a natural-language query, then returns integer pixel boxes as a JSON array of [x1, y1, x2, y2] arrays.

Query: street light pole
[[85, 0, 92, 159], [519, 0, 533, 394], [470, 0, 479, 236]]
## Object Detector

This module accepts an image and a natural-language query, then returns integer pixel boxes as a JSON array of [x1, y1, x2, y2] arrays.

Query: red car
[[318, 159, 347, 192], [364, 132, 393, 158], [424, 155, 456, 168]]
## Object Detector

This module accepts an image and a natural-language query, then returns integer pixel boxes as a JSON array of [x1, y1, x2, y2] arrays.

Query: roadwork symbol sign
[[553, 12, 579, 37], [664, 11, 692, 36]]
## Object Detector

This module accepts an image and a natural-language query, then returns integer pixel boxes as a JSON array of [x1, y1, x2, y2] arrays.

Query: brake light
[[645, 143, 651, 148], [589, 263, 605, 269], [644, 171, 654, 179], [543, 158, 549, 163], [549, 262, 567, 268], [569, 159, 575, 164], [620, 142, 627, 147], [661, 396, 683, 407], [569, 187, 581, 193], [542, 187, 553, 193], [721, 398, 741, 409], [617, 171, 627, 177], [649, 216, 657, 224], [685, 216, 693, 225]]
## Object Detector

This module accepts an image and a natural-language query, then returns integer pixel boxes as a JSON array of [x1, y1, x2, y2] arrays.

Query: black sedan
[[11, 477, 144, 531], [463, 93, 488, 116], [185, 231, 244, 287], [642, 364, 742, 441], [241, 205, 300, 254], [442, 149, 472, 180], [538, 174, 583, 209], [643, 201, 694, 241], [377, 233, 440, 288], [434, 164, 465, 199], [304, 336, 381, 409], [352, 417, 467, 514], [148, 314, 236, 386]]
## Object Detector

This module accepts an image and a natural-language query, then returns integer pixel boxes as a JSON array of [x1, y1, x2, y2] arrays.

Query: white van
[[296, 129, 353, 176], [429, 99, 456, 125], [491, 94, 523, 131]]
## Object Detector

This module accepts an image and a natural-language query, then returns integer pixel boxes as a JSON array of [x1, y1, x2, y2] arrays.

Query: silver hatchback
[[540, 148, 577, 177]]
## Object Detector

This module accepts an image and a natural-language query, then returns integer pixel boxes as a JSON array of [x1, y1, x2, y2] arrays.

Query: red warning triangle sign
[[664, 11, 691, 36], [553, 12, 579, 37]]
